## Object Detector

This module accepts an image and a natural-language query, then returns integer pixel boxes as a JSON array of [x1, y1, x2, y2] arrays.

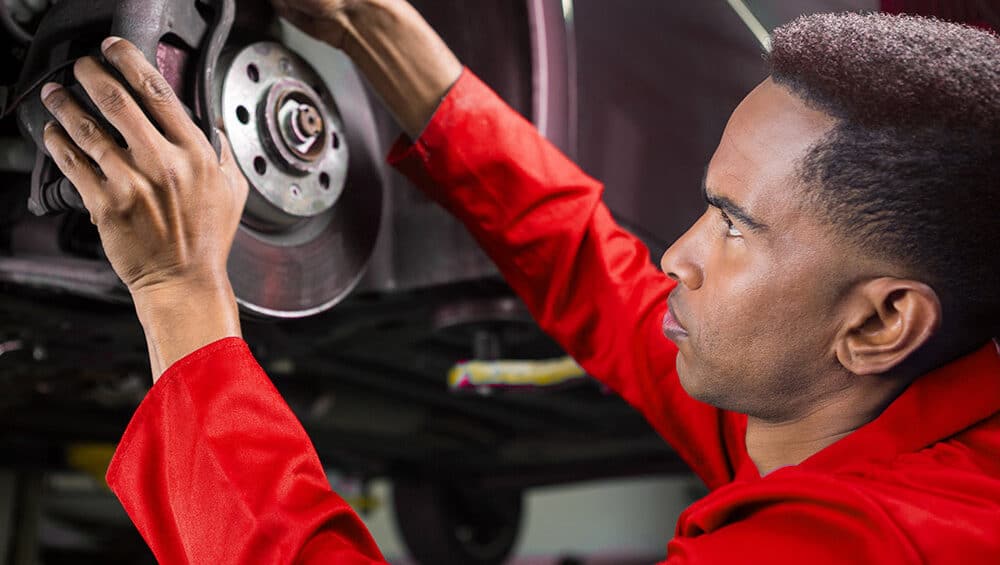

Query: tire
[[393, 481, 524, 565]]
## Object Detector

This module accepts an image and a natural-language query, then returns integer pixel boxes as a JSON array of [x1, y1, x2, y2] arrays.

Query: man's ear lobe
[[835, 278, 942, 376]]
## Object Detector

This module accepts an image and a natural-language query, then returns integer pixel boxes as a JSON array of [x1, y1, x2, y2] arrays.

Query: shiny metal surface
[[221, 42, 348, 222], [222, 39, 382, 319], [0, 257, 127, 303], [528, 0, 577, 158]]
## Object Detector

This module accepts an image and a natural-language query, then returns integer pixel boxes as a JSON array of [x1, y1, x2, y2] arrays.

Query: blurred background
[[0, 0, 995, 563]]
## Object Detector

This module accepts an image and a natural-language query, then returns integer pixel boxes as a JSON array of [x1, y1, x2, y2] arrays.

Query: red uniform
[[107, 70, 1000, 564]]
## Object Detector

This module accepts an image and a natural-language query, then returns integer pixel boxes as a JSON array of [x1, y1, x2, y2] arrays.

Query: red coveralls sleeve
[[388, 69, 748, 488], [105, 337, 386, 565], [105, 68, 750, 564]]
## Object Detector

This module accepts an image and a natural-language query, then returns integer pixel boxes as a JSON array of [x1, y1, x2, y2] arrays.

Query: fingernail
[[44, 120, 57, 131], [40, 82, 61, 100], [101, 36, 123, 53]]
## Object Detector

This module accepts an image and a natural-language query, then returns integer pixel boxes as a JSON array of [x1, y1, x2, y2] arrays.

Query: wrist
[[335, 0, 462, 137], [337, 0, 397, 57], [131, 277, 241, 381]]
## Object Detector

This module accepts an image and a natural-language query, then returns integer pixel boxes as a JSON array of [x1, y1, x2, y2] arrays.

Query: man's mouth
[[663, 295, 689, 340]]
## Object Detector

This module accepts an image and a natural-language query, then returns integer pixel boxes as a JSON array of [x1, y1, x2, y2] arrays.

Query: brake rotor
[[216, 42, 381, 318]]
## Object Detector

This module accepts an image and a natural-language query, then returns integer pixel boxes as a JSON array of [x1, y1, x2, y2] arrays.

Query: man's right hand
[[271, 0, 358, 48], [271, 0, 462, 138]]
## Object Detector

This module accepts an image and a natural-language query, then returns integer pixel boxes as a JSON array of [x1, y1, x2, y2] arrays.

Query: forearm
[[106, 337, 386, 564], [388, 72, 745, 488], [131, 279, 242, 382], [337, 0, 462, 137]]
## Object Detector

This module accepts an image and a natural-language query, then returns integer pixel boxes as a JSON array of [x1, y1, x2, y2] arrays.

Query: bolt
[[296, 104, 324, 137]]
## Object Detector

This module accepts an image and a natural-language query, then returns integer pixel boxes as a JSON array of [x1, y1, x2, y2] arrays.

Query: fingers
[[42, 121, 106, 215], [72, 56, 161, 154], [98, 37, 204, 146], [270, 0, 310, 31], [41, 83, 128, 173], [271, 0, 297, 20]]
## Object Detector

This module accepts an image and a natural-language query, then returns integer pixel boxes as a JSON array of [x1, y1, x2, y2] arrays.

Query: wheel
[[393, 481, 524, 565]]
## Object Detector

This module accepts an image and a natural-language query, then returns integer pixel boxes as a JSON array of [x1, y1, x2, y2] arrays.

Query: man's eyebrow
[[700, 175, 769, 232]]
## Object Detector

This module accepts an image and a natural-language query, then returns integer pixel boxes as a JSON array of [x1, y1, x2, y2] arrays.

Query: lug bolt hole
[[236, 105, 250, 124], [331, 132, 340, 150], [253, 156, 267, 175], [247, 64, 260, 83], [319, 172, 330, 190]]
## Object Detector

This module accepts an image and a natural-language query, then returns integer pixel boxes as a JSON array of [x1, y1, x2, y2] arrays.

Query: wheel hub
[[221, 42, 348, 227], [216, 41, 381, 318]]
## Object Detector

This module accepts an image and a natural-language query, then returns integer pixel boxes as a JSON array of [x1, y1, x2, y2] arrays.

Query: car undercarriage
[[0, 1, 694, 562], [8, 0, 985, 563]]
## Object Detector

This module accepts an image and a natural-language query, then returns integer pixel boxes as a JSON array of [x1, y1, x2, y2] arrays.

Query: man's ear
[[835, 277, 942, 376]]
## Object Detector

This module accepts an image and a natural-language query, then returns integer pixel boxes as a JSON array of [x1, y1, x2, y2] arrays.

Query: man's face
[[660, 78, 861, 422]]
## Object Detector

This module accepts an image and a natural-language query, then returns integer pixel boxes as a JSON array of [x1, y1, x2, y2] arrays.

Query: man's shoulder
[[769, 414, 1000, 563], [836, 408, 1000, 493]]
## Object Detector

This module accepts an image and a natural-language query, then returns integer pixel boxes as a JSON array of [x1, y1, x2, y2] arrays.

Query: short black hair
[[768, 13, 1000, 341]]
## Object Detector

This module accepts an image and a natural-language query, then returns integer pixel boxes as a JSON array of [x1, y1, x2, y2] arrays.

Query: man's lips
[[663, 296, 689, 340]]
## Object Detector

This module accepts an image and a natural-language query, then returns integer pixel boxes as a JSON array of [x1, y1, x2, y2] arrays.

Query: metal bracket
[[14, 0, 235, 215]]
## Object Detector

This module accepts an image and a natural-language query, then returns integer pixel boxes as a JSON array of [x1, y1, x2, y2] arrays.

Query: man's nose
[[659, 219, 705, 290]]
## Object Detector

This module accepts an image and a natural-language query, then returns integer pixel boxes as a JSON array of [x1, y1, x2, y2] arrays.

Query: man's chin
[[675, 355, 722, 406], [675, 354, 701, 397]]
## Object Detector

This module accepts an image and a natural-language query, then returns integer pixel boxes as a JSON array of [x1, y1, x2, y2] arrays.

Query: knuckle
[[96, 83, 130, 115], [92, 203, 113, 224], [195, 148, 217, 171], [182, 145, 212, 175], [157, 165, 183, 190], [74, 117, 102, 143], [57, 148, 79, 170], [109, 186, 139, 217], [151, 149, 187, 186], [140, 73, 175, 103]]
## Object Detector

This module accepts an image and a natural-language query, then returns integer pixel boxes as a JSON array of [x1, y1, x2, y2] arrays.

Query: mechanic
[[36, 0, 999, 562]]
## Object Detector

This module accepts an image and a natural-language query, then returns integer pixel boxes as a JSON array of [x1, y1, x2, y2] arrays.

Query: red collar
[[732, 341, 1000, 480], [801, 340, 1000, 472]]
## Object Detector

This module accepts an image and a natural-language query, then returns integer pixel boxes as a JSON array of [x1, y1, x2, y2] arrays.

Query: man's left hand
[[41, 37, 249, 379]]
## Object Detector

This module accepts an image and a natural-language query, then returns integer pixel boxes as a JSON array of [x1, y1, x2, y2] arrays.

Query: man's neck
[[744, 382, 907, 476]]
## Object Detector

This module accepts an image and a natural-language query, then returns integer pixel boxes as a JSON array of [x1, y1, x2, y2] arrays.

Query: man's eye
[[720, 210, 743, 238]]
